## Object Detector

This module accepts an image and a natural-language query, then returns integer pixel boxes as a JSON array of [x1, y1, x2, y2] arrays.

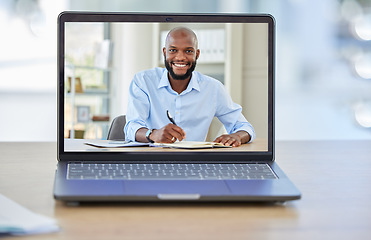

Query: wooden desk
[[1, 140, 371, 239]]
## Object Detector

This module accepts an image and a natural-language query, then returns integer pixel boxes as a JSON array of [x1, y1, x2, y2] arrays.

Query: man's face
[[163, 30, 200, 81]]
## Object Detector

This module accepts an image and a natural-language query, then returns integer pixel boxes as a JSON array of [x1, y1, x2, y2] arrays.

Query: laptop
[[54, 12, 301, 203]]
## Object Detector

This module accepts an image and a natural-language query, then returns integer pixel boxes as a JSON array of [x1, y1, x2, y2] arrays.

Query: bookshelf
[[64, 64, 112, 139], [64, 22, 114, 140]]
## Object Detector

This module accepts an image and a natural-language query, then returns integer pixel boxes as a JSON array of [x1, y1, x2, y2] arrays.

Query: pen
[[166, 110, 177, 125]]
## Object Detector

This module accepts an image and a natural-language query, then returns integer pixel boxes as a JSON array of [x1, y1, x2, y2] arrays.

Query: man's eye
[[169, 49, 177, 53], [186, 50, 194, 53]]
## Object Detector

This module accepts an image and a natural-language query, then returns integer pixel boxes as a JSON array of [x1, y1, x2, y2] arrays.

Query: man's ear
[[196, 49, 200, 60], [162, 47, 166, 58]]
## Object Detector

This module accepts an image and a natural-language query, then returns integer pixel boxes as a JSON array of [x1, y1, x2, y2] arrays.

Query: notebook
[[152, 141, 232, 149], [54, 12, 301, 203]]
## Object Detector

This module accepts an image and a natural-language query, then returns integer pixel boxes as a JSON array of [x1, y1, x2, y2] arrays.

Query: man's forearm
[[135, 128, 149, 142], [234, 130, 251, 144]]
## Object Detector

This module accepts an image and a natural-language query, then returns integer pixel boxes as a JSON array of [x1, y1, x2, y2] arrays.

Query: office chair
[[107, 115, 126, 140]]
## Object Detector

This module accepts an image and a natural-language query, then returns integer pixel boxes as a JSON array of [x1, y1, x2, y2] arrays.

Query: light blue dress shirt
[[124, 67, 255, 142]]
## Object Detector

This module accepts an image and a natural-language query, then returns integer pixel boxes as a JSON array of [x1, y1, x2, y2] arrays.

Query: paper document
[[152, 141, 232, 149], [0, 194, 59, 235], [85, 140, 149, 148]]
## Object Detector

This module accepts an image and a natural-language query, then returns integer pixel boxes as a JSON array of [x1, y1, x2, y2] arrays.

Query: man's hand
[[150, 124, 186, 143], [136, 124, 186, 143], [214, 131, 251, 147]]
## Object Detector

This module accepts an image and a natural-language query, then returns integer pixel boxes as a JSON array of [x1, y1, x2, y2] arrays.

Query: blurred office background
[[1, 0, 371, 141]]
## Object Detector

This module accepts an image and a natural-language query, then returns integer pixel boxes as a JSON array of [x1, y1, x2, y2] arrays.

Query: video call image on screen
[[63, 22, 269, 152]]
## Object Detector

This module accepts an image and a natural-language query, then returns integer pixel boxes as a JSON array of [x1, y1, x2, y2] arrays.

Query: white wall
[[0, 92, 56, 141], [241, 23, 269, 139], [110, 23, 155, 119]]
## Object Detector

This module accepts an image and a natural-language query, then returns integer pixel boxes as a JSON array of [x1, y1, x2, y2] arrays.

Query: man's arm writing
[[135, 124, 186, 143]]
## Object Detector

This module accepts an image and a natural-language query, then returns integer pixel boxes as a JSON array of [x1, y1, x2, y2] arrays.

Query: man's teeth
[[173, 63, 187, 67]]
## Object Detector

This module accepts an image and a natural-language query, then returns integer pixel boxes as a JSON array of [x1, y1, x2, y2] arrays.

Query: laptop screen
[[58, 12, 274, 161]]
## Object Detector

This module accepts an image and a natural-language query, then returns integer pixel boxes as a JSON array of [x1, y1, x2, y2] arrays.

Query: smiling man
[[124, 27, 255, 147], [164, 27, 199, 83]]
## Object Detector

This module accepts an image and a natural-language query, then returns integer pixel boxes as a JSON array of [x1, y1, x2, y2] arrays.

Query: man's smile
[[165, 56, 196, 81], [172, 62, 189, 68]]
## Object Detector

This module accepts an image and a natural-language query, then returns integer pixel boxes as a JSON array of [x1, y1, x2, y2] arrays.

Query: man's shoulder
[[135, 67, 165, 79], [132, 67, 166, 90]]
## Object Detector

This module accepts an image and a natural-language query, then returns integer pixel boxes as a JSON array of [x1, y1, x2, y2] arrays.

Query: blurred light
[[353, 14, 371, 41], [354, 102, 371, 128], [14, 0, 46, 37], [354, 54, 371, 79], [340, 45, 363, 62], [29, 11, 47, 37], [341, 0, 363, 21]]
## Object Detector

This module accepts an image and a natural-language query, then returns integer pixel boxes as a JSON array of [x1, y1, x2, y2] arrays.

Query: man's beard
[[164, 57, 197, 80]]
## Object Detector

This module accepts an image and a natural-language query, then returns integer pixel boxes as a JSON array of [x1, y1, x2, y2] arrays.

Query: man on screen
[[124, 27, 255, 147]]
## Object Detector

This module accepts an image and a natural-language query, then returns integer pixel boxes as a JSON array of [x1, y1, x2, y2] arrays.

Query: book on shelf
[[67, 77, 83, 93], [92, 115, 110, 122]]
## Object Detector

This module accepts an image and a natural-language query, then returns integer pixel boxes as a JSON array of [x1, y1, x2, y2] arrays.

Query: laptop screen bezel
[[57, 12, 275, 162]]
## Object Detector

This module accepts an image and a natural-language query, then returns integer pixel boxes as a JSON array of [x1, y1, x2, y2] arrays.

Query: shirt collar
[[158, 70, 170, 89], [158, 69, 200, 94]]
